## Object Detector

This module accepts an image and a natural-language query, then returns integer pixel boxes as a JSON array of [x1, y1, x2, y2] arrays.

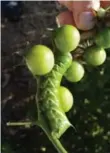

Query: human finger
[[72, 1, 100, 30], [101, 0, 110, 8], [56, 11, 76, 26]]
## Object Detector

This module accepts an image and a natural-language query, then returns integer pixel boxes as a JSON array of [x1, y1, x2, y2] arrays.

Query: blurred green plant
[[62, 47, 110, 153]]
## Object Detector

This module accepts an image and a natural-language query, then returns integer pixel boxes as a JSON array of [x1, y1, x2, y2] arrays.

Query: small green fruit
[[97, 7, 106, 18], [84, 45, 106, 66], [95, 28, 110, 49], [54, 25, 80, 53], [65, 61, 85, 82], [25, 45, 54, 76], [59, 86, 74, 113]]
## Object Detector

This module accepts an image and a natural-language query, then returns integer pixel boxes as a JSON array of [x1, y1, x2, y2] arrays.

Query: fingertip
[[56, 11, 76, 27], [73, 11, 96, 31], [72, 1, 100, 30], [101, 1, 110, 8]]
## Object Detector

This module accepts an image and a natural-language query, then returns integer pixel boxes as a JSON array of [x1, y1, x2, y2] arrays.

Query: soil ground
[[1, 2, 66, 153]]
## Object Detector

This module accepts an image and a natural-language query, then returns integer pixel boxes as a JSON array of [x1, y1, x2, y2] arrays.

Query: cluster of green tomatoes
[[25, 24, 110, 113]]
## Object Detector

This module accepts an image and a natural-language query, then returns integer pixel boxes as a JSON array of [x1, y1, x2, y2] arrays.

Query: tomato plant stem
[[38, 114, 68, 153], [106, 6, 110, 12]]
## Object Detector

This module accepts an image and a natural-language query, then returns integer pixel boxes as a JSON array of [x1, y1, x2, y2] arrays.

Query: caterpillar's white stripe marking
[[51, 70, 59, 78], [51, 108, 67, 119], [46, 99, 59, 106], [48, 80, 55, 87], [59, 62, 64, 67]]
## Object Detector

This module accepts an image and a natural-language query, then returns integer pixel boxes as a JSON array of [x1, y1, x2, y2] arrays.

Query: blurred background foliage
[[1, 1, 110, 153]]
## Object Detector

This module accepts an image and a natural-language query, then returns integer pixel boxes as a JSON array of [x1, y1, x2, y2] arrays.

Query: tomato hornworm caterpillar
[[37, 53, 73, 140]]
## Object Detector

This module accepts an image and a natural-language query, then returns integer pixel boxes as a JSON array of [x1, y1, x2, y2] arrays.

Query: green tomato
[[97, 7, 106, 18], [54, 25, 80, 53], [84, 45, 106, 66], [95, 28, 110, 49], [25, 45, 54, 76], [58, 86, 74, 113], [65, 61, 85, 82]]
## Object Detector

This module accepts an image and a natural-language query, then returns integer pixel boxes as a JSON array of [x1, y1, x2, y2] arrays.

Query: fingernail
[[79, 11, 96, 30]]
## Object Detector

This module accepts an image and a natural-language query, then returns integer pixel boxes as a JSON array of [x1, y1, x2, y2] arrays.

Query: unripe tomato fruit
[[97, 7, 106, 18], [95, 28, 110, 49], [58, 86, 74, 113], [25, 45, 54, 76], [84, 45, 106, 66], [65, 61, 85, 82], [54, 25, 80, 53]]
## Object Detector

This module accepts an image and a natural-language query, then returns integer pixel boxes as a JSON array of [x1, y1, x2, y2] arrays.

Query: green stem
[[106, 6, 110, 12], [56, 17, 61, 28], [38, 115, 68, 153], [6, 121, 38, 127], [51, 138, 67, 153]]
